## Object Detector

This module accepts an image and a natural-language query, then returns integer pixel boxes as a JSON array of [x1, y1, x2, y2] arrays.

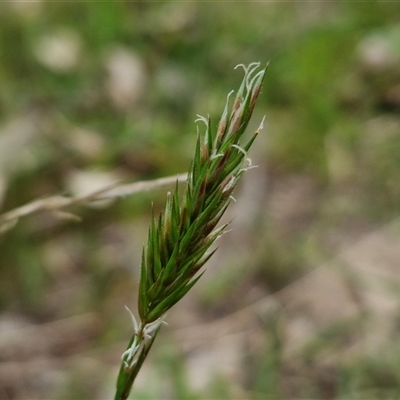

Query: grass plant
[[114, 62, 267, 400]]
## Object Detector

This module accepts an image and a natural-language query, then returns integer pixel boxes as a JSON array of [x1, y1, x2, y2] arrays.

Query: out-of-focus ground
[[1, 2, 400, 399]]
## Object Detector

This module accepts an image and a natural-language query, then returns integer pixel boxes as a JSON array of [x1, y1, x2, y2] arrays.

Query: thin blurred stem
[[0, 173, 187, 235]]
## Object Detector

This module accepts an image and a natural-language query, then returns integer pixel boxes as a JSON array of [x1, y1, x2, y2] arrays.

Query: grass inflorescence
[[114, 62, 267, 400]]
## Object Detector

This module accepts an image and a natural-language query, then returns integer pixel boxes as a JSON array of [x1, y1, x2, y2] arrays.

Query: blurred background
[[1, 1, 400, 399]]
